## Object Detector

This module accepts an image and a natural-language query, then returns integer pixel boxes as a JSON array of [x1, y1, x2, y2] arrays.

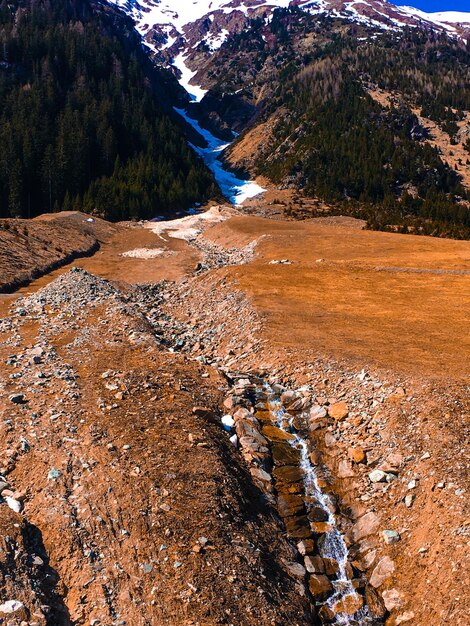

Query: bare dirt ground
[[0, 208, 469, 625]]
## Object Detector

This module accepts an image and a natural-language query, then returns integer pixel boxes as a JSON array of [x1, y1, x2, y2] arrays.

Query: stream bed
[[226, 376, 384, 625]]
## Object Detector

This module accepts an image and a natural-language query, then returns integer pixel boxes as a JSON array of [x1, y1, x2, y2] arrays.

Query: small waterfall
[[263, 386, 376, 626]]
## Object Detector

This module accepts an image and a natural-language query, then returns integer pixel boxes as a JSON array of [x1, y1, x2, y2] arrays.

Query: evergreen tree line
[[0, 0, 218, 220]]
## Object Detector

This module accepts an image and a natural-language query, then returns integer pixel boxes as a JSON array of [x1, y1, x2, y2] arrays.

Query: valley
[[0, 0, 469, 624], [0, 207, 468, 624]]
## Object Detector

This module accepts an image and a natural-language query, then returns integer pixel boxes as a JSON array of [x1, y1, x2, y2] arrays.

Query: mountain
[[109, 0, 470, 69], [0, 0, 219, 221], [109, 0, 470, 238]]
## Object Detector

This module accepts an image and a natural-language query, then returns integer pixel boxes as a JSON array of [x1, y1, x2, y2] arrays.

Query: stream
[[231, 380, 383, 625]]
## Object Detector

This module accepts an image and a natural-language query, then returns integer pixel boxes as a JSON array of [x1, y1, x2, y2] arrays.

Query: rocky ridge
[[109, 0, 470, 73]]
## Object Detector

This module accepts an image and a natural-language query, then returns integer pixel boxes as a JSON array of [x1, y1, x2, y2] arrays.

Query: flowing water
[[261, 384, 378, 625]]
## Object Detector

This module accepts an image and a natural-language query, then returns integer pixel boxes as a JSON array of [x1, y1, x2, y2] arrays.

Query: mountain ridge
[[108, 0, 470, 70]]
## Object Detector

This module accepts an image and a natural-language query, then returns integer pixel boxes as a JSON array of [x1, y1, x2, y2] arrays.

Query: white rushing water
[[265, 388, 375, 625], [172, 56, 266, 205]]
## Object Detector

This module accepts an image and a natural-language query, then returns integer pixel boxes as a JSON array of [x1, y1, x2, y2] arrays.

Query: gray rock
[[369, 469, 387, 483], [382, 529, 401, 545], [9, 393, 25, 404]]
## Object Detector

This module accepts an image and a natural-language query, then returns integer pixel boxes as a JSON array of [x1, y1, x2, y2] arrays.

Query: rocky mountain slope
[[109, 0, 470, 64]]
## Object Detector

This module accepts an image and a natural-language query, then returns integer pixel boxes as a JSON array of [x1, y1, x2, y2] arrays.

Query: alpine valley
[[0, 2, 469, 626]]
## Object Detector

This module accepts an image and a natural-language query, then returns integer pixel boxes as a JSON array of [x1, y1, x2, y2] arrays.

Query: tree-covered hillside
[[0, 0, 218, 220], [201, 9, 470, 238]]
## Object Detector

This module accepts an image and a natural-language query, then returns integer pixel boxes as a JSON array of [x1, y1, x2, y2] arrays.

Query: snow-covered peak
[[108, 0, 470, 89], [110, 0, 470, 52]]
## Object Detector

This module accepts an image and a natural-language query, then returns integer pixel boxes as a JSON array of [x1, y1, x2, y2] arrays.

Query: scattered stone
[[309, 574, 333, 600], [47, 468, 62, 480], [370, 556, 395, 588], [382, 588, 403, 611], [382, 530, 401, 545], [350, 512, 380, 542], [348, 446, 366, 464], [404, 494, 414, 508], [309, 405, 327, 420], [0, 600, 25, 614], [369, 469, 387, 483], [5, 496, 22, 513], [395, 611, 415, 624], [327, 401, 349, 420], [284, 561, 306, 578], [9, 393, 26, 404], [297, 539, 315, 556], [338, 459, 355, 478], [304, 555, 324, 574]]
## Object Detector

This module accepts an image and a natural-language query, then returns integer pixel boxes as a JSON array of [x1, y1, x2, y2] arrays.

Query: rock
[[327, 401, 349, 420], [309, 574, 333, 600], [250, 467, 271, 486], [348, 446, 367, 464], [370, 556, 395, 588], [309, 450, 321, 465], [322, 557, 340, 576], [361, 549, 377, 569], [278, 493, 305, 517], [382, 530, 401, 545], [338, 460, 355, 478], [272, 442, 301, 466], [304, 555, 325, 574], [332, 593, 364, 616], [394, 611, 415, 624], [307, 504, 329, 523], [309, 405, 327, 420], [283, 515, 312, 539], [5, 496, 22, 513], [192, 406, 217, 421], [382, 588, 403, 611], [273, 464, 305, 486], [47, 468, 62, 480], [404, 495, 414, 508], [229, 434, 238, 448], [365, 584, 387, 619], [223, 396, 240, 410], [284, 561, 306, 578], [369, 469, 387, 483], [0, 480, 9, 493], [297, 539, 315, 556], [350, 512, 380, 542], [0, 600, 25, 614], [9, 393, 26, 404], [262, 425, 295, 442]]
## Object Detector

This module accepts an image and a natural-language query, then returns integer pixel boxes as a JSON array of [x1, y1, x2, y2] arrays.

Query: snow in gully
[[173, 55, 266, 205]]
